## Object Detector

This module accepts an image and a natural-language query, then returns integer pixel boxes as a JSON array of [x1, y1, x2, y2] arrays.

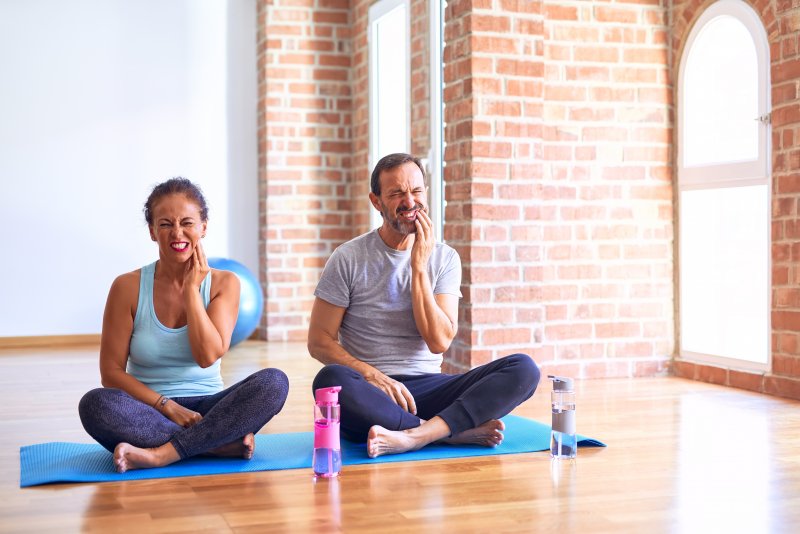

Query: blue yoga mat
[[19, 415, 604, 487]]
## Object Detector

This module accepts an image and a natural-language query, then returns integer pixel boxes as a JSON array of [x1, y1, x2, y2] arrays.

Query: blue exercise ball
[[208, 257, 263, 347]]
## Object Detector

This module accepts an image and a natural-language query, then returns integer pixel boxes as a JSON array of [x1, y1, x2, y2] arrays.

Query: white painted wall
[[0, 0, 258, 336]]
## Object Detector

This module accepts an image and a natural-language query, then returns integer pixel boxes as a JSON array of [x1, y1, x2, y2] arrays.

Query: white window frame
[[677, 0, 771, 372], [368, 0, 411, 230], [426, 0, 445, 241]]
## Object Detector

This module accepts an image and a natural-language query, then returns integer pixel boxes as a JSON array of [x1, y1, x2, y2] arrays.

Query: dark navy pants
[[312, 354, 540, 442], [78, 368, 289, 459]]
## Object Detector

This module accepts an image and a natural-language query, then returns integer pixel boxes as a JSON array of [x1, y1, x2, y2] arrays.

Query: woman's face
[[148, 193, 207, 262]]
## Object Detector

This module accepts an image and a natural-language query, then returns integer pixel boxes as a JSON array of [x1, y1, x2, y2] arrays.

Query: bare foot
[[367, 425, 424, 458], [207, 433, 256, 460], [113, 442, 180, 473], [442, 419, 505, 447]]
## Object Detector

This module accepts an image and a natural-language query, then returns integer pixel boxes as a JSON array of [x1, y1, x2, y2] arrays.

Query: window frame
[[677, 0, 771, 372], [426, 0, 445, 242]]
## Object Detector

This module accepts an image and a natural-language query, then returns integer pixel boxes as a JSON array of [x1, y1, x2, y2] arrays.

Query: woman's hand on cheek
[[184, 239, 211, 289]]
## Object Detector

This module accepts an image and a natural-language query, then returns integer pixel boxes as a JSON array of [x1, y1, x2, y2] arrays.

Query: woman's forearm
[[100, 365, 163, 407], [184, 288, 227, 368]]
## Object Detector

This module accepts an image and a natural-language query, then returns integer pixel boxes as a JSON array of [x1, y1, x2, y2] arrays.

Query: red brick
[[471, 35, 519, 54], [594, 5, 638, 24], [496, 59, 543, 77], [609, 342, 653, 358], [633, 359, 669, 377], [595, 322, 641, 338], [696, 364, 728, 386], [483, 101, 521, 116], [764, 375, 800, 400], [545, 324, 593, 341], [574, 46, 619, 63], [470, 266, 521, 284], [494, 285, 540, 302], [471, 14, 511, 32], [469, 307, 515, 324], [729, 370, 765, 393], [622, 47, 668, 65], [312, 10, 348, 24], [672, 360, 697, 380], [583, 361, 632, 379], [482, 328, 532, 346], [544, 84, 588, 101], [544, 4, 577, 20]]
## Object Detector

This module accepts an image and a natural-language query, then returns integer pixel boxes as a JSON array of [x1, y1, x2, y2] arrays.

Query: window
[[368, 0, 410, 229], [678, 0, 770, 369], [427, 0, 445, 241]]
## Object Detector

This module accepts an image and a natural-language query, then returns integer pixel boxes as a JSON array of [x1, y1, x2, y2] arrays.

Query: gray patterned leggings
[[78, 368, 289, 459]]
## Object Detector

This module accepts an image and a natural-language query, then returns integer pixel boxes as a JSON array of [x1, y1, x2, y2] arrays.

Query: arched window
[[678, 0, 770, 370]]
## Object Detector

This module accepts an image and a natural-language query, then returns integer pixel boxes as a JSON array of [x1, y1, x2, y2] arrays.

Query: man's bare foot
[[207, 433, 256, 460], [367, 426, 424, 458], [442, 419, 505, 447], [113, 442, 180, 473]]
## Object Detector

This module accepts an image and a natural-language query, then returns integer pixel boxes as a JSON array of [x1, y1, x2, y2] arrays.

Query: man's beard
[[380, 202, 424, 235]]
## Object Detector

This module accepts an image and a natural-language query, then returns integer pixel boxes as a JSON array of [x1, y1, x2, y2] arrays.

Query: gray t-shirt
[[314, 229, 462, 375]]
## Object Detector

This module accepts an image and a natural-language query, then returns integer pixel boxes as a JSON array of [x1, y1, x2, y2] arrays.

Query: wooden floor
[[1, 341, 799, 533]]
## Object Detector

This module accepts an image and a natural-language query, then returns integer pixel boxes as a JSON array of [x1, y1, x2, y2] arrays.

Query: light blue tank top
[[126, 261, 223, 397]]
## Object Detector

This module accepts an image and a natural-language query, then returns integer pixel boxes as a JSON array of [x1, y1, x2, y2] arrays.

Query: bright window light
[[678, 0, 770, 370], [369, 0, 409, 229]]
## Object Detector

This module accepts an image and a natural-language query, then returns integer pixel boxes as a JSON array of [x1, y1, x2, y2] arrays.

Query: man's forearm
[[308, 335, 382, 379], [410, 269, 457, 354]]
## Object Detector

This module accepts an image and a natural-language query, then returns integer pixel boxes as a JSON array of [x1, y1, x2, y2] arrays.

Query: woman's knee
[[77, 388, 127, 451], [78, 387, 119, 423], [252, 368, 290, 402]]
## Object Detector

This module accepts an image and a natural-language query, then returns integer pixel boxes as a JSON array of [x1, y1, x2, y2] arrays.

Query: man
[[308, 152, 540, 458]]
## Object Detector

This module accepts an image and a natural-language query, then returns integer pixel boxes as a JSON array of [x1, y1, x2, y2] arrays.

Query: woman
[[79, 177, 288, 473]]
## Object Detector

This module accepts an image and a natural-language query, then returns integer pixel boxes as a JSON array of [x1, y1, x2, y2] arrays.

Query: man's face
[[370, 162, 427, 236]]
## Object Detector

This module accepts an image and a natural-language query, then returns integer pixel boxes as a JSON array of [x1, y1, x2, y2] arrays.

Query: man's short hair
[[370, 153, 426, 196]]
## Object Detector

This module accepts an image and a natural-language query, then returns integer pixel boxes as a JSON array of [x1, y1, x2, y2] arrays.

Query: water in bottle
[[549, 375, 577, 459], [313, 386, 342, 477]]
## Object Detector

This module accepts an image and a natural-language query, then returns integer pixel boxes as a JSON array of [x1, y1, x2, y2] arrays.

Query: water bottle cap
[[548, 375, 574, 391], [315, 386, 341, 403]]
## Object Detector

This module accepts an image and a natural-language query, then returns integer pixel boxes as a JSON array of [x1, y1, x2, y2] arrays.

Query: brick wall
[[443, 0, 673, 377], [443, 0, 546, 372], [258, 0, 354, 341], [350, 0, 371, 235], [671, 0, 800, 400], [541, 0, 673, 378], [259, 0, 675, 378], [258, 0, 800, 397]]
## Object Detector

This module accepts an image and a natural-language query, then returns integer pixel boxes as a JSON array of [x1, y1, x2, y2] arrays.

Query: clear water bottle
[[313, 386, 342, 477], [549, 375, 576, 459]]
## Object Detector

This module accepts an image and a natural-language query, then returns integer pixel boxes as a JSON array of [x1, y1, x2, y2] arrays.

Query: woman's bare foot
[[442, 419, 505, 447], [207, 433, 256, 460], [113, 442, 180, 473]]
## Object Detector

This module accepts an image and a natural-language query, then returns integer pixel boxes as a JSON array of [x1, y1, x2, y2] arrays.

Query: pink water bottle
[[313, 386, 342, 477]]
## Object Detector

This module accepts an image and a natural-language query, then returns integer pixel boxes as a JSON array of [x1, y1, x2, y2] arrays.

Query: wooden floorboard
[[1, 341, 799, 533]]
